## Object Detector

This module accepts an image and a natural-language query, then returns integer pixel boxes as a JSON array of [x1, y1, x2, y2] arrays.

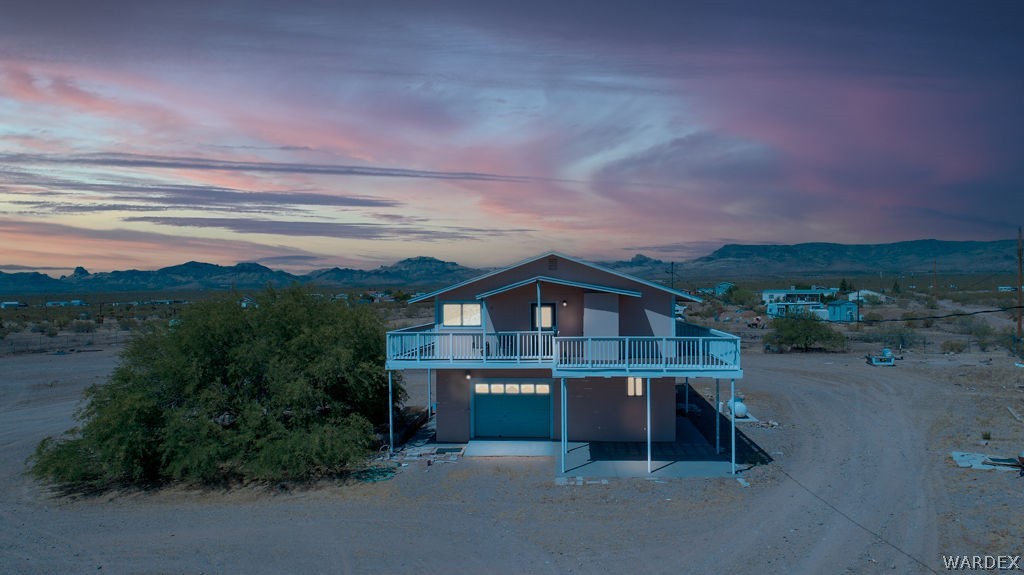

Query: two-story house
[[761, 287, 839, 319], [385, 252, 744, 474]]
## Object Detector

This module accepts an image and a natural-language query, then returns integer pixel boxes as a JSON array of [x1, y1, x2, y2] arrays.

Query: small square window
[[490, 383, 505, 394], [535, 384, 550, 395], [505, 384, 520, 394], [474, 383, 490, 394], [520, 383, 535, 394]]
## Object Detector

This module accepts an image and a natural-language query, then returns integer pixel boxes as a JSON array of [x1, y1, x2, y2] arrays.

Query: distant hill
[[0, 257, 480, 295], [1, 239, 1019, 295], [305, 256, 479, 288], [684, 239, 1018, 275]]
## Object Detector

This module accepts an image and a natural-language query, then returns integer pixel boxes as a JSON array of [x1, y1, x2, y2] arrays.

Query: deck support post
[[536, 280, 543, 363], [646, 377, 652, 474], [387, 370, 394, 455], [560, 377, 567, 474], [730, 378, 737, 475], [684, 376, 689, 413], [715, 378, 720, 455], [426, 368, 432, 417]]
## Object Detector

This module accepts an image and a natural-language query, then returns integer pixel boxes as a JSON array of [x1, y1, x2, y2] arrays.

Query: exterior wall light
[[465, 370, 472, 380], [561, 299, 568, 307]]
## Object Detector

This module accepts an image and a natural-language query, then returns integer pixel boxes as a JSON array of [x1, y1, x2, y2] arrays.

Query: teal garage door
[[473, 382, 551, 438]]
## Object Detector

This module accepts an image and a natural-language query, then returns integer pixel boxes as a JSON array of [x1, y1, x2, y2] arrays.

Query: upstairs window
[[442, 302, 482, 327]]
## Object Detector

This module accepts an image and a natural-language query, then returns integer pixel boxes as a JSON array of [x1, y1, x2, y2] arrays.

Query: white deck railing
[[386, 330, 740, 372]]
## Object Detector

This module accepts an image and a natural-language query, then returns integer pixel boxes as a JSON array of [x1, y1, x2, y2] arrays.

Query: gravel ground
[[1, 343, 1022, 574]]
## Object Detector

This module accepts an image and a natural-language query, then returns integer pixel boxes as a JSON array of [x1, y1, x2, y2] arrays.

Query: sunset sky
[[2, 1, 1022, 274]]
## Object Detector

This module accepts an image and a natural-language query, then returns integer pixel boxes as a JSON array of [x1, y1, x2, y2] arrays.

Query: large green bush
[[31, 287, 404, 488], [765, 316, 846, 352]]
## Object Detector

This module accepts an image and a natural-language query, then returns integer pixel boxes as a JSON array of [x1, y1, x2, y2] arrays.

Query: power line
[[854, 305, 1024, 325], [777, 466, 940, 574]]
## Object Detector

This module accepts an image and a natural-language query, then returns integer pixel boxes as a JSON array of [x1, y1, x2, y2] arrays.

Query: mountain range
[[1, 239, 1019, 295]]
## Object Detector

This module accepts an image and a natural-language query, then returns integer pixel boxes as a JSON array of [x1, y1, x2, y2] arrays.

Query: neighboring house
[[0, 301, 25, 309], [847, 289, 891, 303], [827, 300, 861, 323], [760, 287, 838, 304], [385, 252, 744, 474], [761, 287, 838, 319], [697, 281, 735, 297], [766, 301, 828, 319]]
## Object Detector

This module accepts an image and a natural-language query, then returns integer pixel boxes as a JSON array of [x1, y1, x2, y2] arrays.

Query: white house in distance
[[761, 287, 838, 319], [385, 252, 744, 474], [848, 289, 891, 304]]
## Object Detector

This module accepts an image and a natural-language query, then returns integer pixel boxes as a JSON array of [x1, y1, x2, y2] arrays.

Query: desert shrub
[[765, 316, 846, 352], [901, 312, 919, 328], [941, 340, 966, 353], [117, 318, 138, 331], [855, 327, 921, 349], [31, 322, 59, 337], [31, 286, 403, 489], [723, 286, 759, 309], [862, 312, 883, 324], [70, 320, 96, 333]]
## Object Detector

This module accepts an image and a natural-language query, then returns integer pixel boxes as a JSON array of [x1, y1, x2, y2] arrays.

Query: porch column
[[684, 376, 689, 412], [388, 370, 394, 455], [730, 378, 737, 475], [646, 377, 652, 474], [536, 280, 542, 363], [426, 368, 432, 417], [481, 300, 488, 363], [560, 377, 567, 474], [715, 378, 720, 455]]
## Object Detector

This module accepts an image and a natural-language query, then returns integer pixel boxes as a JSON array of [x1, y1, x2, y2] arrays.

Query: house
[[697, 281, 735, 297], [761, 287, 838, 319], [827, 300, 861, 323], [760, 287, 838, 305], [847, 289, 891, 304], [384, 252, 744, 474], [0, 301, 25, 309]]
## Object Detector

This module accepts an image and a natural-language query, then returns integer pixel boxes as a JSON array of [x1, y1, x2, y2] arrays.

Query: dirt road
[[1, 345, 1020, 574]]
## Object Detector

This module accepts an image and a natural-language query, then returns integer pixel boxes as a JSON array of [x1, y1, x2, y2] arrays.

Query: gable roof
[[474, 275, 643, 300], [408, 251, 702, 304]]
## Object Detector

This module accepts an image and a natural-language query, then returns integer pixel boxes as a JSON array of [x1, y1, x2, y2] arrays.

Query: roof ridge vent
[[547, 256, 558, 270]]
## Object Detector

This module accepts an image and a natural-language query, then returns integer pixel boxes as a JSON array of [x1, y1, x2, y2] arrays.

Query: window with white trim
[[531, 303, 555, 330], [442, 302, 482, 326], [627, 376, 644, 397]]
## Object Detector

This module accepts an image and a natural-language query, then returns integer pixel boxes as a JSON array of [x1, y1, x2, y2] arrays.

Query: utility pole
[[1017, 226, 1022, 344], [667, 261, 676, 290]]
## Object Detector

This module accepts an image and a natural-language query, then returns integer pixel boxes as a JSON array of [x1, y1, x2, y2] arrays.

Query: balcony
[[385, 325, 742, 377]]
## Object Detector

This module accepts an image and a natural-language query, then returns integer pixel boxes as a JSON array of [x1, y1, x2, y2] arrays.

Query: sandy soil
[[1, 342, 1022, 574]]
